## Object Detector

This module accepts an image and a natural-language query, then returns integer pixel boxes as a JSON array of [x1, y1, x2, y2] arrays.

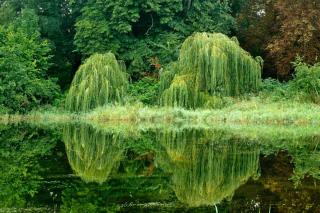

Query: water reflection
[[0, 124, 59, 208], [156, 129, 260, 207], [2, 122, 319, 211], [61, 123, 320, 209], [63, 123, 125, 183]]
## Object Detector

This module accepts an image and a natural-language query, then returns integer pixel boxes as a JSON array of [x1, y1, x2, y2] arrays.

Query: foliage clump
[[160, 32, 262, 108], [65, 53, 128, 112], [289, 59, 320, 103]]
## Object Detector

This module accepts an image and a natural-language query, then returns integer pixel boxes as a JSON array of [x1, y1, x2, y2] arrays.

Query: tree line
[[0, 0, 319, 112]]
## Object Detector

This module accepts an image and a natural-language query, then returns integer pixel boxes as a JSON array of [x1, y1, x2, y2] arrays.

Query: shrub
[[128, 77, 159, 105], [289, 58, 320, 103], [259, 78, 289, 101]]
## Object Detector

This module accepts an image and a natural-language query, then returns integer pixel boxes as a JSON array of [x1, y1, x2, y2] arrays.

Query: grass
[[0, 98, 320, 125]]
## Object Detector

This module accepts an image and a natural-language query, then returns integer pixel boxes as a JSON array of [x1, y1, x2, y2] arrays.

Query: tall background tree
[[0, 0, 79, 88], [72, 0, 236, 80], [235, 0, 276, 78], [235, 0, 320, 80], [266, 0, 320, 79]]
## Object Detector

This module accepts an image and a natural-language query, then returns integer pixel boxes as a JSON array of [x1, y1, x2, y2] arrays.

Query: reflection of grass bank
[[1, 100, 320, 125], [0, 112, 75, 124]]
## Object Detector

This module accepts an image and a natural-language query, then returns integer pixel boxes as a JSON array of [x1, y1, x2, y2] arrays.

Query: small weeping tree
[[156, 129, 260, 207], [160, 33, 263, 108], [65, 53, 128, 112]]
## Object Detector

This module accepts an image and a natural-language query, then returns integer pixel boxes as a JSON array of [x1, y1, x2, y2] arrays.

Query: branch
[[145, 14, 154, 35], [186, 0, 192, 10], [148, 41, 170, 51]]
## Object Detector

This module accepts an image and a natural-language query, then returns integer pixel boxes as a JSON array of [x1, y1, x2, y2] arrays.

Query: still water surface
[[0, 122, 320, 212]]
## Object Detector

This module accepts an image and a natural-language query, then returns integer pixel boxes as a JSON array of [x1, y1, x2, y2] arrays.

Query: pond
[[0, 122, 319, 212]]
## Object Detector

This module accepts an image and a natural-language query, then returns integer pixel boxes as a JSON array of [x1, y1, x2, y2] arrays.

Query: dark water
[[0, 123, 320, 213]]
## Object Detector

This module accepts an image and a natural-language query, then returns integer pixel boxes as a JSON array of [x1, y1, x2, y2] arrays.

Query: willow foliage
[[160, 33, 262, 108], [63, 124, 124, 183], [65, 53, 128, 112], [156, 129, 260, 207]]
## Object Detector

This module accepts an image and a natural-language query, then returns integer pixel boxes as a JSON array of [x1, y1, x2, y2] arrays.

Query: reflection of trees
[[257, 132, 320, 184], [156, 129, 260, 207], [289, 135, 320, 185], [0, 124, 57, 208], [60, 180, 119, 213], [63, 123, 125, 183], [259, 152, 320, 213]]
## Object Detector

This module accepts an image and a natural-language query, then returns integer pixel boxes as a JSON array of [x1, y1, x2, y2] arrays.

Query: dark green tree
[[0, 0, 79, 87], [27, 0, 79, 87], [0, 9, 60, 113]]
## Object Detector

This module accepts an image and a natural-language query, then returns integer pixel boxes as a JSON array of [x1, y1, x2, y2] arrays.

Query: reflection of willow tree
[[156, 129, 260, 207], [63, 124, 125, 183]]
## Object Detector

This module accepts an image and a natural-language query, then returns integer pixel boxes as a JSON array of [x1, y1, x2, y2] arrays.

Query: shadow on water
[[0, 122, 320, 212]]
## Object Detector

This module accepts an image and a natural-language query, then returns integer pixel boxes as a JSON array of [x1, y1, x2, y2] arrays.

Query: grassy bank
[[85, 99, 320, 125], [1, 99, 320, 125]]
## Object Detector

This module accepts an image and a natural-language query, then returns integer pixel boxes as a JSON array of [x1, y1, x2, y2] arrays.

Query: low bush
[[128, 77, 159, 105], [259, 58, 320, 104], [289, 58, 320, 103]]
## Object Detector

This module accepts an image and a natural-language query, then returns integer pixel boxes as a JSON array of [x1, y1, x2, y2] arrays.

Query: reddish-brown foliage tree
[[267, 0, 320, 79]]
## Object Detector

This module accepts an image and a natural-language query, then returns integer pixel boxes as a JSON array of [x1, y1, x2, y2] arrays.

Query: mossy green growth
[[65, 53, 128, 112], [160, 33, 262, 108]]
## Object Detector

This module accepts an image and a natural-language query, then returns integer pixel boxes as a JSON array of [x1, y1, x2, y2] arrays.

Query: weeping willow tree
[[63, 123, 125, 183], [156, 129, 260, 207], [160, 33, 263, 108], [65, 53, 128, 112]]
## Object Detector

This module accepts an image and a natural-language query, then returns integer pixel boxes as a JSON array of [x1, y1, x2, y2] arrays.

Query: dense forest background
[[0, 0, 319, 113]]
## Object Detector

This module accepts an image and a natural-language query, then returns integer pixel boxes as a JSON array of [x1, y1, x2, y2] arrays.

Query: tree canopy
[[73, 0, 236, 79]]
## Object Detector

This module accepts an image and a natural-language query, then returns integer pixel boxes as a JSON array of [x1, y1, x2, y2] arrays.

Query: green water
[[0, 122, 320, 212]]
